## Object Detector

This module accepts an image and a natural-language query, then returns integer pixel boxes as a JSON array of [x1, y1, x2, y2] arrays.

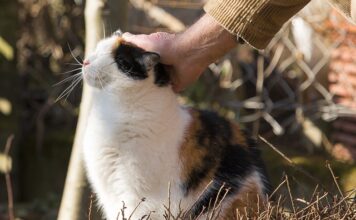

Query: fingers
[[121, 31, 197, 93], [122, 32, 173, 53], [171, 75, 183, 93], [172, 85, 183, 93], [158, 64, 181, 93], [122, 32, 159, 53]]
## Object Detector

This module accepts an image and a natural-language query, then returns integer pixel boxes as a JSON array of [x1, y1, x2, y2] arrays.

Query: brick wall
[[327, 10, 356, 162]]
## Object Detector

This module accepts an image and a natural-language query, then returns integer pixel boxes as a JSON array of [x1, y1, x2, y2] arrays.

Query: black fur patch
[[154, 63, 170, 87], [182, 110, 266, 219], [114, 44, 148, 80], [113, 43, 170, 86]]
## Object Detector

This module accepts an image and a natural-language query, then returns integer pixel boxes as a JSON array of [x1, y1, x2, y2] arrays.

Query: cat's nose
[[83, 59, 90, 66]]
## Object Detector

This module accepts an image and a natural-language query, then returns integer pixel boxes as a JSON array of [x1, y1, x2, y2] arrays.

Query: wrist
[[174, 14, 237, 69], [171, 33, 209, 77]]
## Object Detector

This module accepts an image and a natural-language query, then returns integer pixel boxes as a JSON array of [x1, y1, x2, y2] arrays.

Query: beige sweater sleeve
[[204, 0, 354, 49], [329, 0, 356, 22]]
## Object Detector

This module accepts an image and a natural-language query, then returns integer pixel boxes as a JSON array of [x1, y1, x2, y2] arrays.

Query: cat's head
[[82, 31, 170, 91]]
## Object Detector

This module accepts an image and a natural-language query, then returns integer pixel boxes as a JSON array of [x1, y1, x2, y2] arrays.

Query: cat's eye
[[119, 59, 132, 72]]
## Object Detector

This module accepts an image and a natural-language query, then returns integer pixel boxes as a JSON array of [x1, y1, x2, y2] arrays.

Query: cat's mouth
[[83, 74, 109, 90], [82, 64, 110, 89]]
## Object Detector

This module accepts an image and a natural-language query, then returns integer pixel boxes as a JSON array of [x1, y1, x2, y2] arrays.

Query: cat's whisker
[[65, 62, 83, 67], [63, 77, 82, 100], [67, 43, 83, 65], [55, 79, 79, 102], [98, 75, 105, 90], [53, 72, 82, 87], [63, 77, 82, 101], [97, 68, 114, 76], [106, 61, 116, 67], [58, 67, 82, 75], [55, 76, 83, 102], [92, 67, 104, 90], [91, 66, 108, 92]]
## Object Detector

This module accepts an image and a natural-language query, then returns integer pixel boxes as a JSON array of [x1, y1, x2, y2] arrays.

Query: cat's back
[[180, 108, 270, 219]]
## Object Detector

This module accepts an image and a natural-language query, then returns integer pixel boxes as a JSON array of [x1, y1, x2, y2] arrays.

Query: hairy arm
[[123, 0, 356, 91], [123, 0, 310, 91]]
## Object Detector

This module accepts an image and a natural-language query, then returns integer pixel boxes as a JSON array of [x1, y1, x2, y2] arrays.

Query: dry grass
[[87, 167, 355, 220], [254, 179, 355, 220], [91, 136, 355, 220], [2, 135, 355, 220], [91, 179, 355, 220]]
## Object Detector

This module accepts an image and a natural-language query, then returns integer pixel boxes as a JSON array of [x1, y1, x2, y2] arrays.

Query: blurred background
[[0, 0, 355, 219]]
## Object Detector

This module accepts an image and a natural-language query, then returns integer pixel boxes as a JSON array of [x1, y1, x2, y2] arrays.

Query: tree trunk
[[58, 1, 128, 219]]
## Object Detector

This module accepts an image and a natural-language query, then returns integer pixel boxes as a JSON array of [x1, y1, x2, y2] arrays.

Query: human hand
[[123, 14, 237, 92], [122, 32, 206, 92]]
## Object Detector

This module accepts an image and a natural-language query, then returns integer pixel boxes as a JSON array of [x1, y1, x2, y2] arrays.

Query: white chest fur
[[82, 87, 192, 219]]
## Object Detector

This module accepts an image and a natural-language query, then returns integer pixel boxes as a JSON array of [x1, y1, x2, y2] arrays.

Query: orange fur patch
[[116, 37, 124, 46], [230, 123, 247, 148], [179, 109, 217, 192], [111, 37, 124, 56], [179, 108, 267, 219]]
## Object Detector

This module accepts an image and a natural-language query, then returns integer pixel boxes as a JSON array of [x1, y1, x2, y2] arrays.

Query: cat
[[81, 31, 271, 220]]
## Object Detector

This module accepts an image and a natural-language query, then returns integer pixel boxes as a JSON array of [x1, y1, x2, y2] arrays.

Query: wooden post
[[58, 1, 128, 219]]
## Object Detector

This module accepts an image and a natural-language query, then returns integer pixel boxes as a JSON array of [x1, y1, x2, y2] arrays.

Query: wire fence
[[273, 7, 353, 131], [129, 0, 356, 159], [131, 0, 355, 126]]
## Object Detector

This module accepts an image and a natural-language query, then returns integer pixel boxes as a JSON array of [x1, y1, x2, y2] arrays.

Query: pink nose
[[83, 60, 90, 66]]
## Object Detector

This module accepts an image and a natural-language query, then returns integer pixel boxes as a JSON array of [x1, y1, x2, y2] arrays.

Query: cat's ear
[[113, 29, 123, 36], [142, 52, 160, 70]]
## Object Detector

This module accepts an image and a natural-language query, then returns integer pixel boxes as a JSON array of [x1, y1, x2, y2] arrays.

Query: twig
[[276, 195, 282, 219], [5, 173, 14, 220], [268, 178, 287, 200], [128, 198, 146, 220], [259, 135, 325, 189], [285, 176, 296, 215], [329, 189, 355, 211], [167, 182, 171, 220], [184, 180, 213, 216], [208, 184, 229, 220], [4, 135, 14, 155], [130, 0, 185, 32], [296, 192, 328, 215], [326, 162, 344, 198], [3, 135, 15, 220], [88, 193, 94, 220]]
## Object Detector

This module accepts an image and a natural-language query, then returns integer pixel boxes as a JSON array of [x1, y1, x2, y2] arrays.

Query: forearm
[[174, 14, 237, 69], [122, 13, 238, 91]]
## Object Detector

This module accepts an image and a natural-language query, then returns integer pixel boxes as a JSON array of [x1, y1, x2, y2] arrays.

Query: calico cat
[[81, 31, 270, 220]]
